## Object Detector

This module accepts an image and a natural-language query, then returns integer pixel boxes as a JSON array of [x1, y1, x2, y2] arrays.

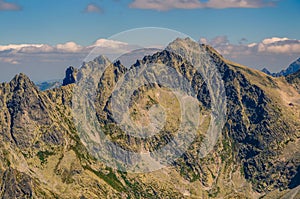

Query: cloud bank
[[0, 39, 136, 81], [201, 36, 300, 56], [129, 0, 276, 11], [0, 36, 299, 81], [0, 39, 131, 55], [201, 36, 300, 71], [0, 38, 139, 70]]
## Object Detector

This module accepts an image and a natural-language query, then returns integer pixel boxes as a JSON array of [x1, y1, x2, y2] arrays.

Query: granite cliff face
[[0, 38, 299, 198]]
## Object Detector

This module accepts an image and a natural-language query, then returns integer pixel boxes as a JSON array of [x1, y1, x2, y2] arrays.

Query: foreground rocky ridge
[[0, 38, 299, 198]]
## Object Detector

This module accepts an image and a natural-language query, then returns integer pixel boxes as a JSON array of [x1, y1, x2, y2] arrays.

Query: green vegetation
[[240, 166, 245, 177], [2, 149, 11, 167], [179, 165, 200, 182], [37, 150, 55, 164], [208, 186, 220, 198], [83, 165, 125, 192]]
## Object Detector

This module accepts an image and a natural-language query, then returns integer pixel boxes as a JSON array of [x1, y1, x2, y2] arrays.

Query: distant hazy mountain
[[262, 57, 300, 77], [261, 67, 272, 76], [35, 80, 62, 91], [0, 38, 299, 198], [115, 48, 161, 68]]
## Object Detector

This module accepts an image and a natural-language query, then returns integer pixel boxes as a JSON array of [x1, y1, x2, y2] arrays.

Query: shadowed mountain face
[[286, 69, 300, 94], [36, 80, 62, 91], [62, 66, 78, 86], [0, 38, 299, 198]]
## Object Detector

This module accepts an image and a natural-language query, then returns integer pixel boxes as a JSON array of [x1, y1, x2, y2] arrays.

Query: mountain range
[[262, 57, 300, 77], [0, 38, 299, 198], [35, 80, 62, 91]]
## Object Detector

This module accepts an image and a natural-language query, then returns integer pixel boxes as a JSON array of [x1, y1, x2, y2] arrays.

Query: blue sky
[[1, 0, 300, 45], [0, 0, 300, 81]]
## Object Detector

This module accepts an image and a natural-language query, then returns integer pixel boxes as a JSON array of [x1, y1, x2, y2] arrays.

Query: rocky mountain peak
[[113, 60, 126, 72], [9, 73, 36, 92], [139, 50, 185, 65], [78, 55, 111, 78], [166, 37, 199, 53], [95, 54, 110, 63], [167, 37, 214, 53], [166, 38, 224, 66]]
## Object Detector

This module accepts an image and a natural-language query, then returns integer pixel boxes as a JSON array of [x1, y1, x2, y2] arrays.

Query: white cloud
[[264, 43, 300, 54], [84, 38, 141, 62], [210, 35, 229, 46], [0, 39, 137, 81], [92, 39, 129, 48], [56, 42, 83, 53], [2, 37, 299, 61], [0, 39, 134, 67], [201, 36, 300, 71], [0, 42, 84, 54], [247, 43, 257, 48], [261, 37, 289, 45], [0, 44, 44, 52], [129, 0, 276, 10], [84, 3, 103, 13], [0, 57, 19, 64], [205, 0, 275, 9], [18, 45, 55, 53], [129, 0, 202, 11], [257, 38, 300, 54], [199, 38, 208, 44], [202, 36, 300, 55], [0, 39, 132, 56], [0, 0, 21, 11]]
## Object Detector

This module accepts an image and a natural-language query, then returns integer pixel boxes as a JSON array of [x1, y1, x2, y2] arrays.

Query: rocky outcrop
[[62, 66, 77, 86], [1, 168, 33, 199]]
